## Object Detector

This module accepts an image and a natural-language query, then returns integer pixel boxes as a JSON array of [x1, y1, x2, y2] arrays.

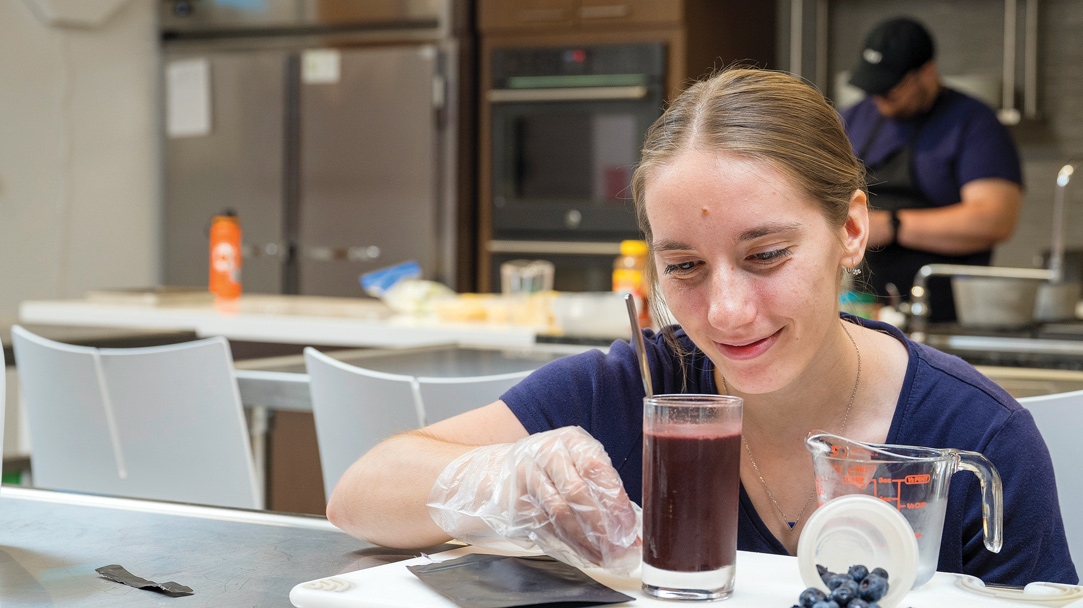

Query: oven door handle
[[487, 85, 649, 103], [488, 240, 624, 255]]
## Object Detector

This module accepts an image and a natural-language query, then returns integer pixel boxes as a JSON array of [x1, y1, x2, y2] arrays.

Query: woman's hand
[[427, 426, 641, 574]]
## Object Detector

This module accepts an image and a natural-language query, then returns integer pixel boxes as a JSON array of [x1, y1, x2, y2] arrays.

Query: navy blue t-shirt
[[501, 316, 1077, 586], [840, 88, 1023, 206]]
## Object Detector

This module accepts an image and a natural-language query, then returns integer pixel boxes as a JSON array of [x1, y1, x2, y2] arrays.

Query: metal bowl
[[1035, 283, 1083, 322], [951, 277, 1040, 328]]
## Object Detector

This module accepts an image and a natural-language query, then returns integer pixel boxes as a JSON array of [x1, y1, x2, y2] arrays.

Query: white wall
[[0, 0, 160, 324]]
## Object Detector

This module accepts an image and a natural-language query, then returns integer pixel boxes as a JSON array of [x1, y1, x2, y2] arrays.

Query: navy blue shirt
[[841, 88, 1023, 205], [502, 316, 1077, 586]]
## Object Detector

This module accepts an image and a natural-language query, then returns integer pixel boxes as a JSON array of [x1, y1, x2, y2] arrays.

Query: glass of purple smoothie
[[642, 394, 743, 601]]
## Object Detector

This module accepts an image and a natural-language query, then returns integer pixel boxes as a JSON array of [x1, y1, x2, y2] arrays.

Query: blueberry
[[870, 567, 889, 581], [859, 573, 889, 602], [847, 600, 870, 608], [827, 573, 852, 590], [817, 564, 829, 577], [848, 564, 869, 582], [811, 601, 841, 608], [829, 579, 859, 606], [799, 587, 827, 607], [821, 570, 838, 586]]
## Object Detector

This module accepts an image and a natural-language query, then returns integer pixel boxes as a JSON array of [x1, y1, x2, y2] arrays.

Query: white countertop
[[19, 294, 542, 349], [290, 544, 1083, 608]]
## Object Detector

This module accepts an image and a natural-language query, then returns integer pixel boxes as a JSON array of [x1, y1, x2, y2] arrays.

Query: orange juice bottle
[[209, 211, 242, 299], [613, 239, 651, 328]]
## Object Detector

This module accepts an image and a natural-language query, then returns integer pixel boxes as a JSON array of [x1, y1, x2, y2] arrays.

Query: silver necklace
[[724, 321, 861, 532]]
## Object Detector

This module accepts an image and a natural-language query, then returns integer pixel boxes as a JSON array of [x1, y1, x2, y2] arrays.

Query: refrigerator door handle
[[304, 246, 382, 262], [487, 85, 649, 103], [241, 243, 289, 260]]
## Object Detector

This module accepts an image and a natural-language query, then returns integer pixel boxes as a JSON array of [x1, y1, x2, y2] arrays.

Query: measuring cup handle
[[956, 450, 1004, 553]]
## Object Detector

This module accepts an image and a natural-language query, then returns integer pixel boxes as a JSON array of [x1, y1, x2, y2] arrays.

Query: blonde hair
[[631, 67, 866, 335]]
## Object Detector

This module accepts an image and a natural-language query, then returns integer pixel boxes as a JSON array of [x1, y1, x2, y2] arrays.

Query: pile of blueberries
[[790, 564, 890, 608]]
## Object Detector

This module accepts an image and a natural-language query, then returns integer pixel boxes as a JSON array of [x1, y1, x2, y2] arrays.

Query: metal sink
[[975, 365, 1083, 399]]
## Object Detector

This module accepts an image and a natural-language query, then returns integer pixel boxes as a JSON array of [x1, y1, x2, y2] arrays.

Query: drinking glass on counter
[[500, 259, 554, 295], [642, 394, 743, 600]]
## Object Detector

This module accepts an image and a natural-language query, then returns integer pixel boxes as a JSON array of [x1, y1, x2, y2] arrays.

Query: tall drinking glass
[[642, 394, 743, 601]]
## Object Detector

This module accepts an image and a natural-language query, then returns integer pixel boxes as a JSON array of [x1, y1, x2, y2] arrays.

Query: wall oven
[[485, 42, 665, 291]]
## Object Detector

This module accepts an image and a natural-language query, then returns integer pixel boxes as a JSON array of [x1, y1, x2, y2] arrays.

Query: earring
[[844, 266, 862, 276]]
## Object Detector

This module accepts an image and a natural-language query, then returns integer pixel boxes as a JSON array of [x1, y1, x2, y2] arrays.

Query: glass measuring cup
[[805, 431, 1003, 588]]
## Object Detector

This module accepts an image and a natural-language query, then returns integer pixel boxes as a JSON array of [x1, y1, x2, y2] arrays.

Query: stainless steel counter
[[925, 330, 1083, 373], [0, 486, 449, 607]]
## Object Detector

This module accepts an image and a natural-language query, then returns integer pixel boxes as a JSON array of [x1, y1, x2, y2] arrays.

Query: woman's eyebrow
[[737, 221, 802, 242], [652, 222, 802, 252], [652, 239, 693, 252]]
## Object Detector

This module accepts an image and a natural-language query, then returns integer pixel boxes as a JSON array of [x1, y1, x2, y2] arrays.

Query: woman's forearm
[[326, 430, 474, 547]]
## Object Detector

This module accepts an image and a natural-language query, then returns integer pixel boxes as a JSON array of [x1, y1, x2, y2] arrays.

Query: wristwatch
[[889, 210, 902, 245]]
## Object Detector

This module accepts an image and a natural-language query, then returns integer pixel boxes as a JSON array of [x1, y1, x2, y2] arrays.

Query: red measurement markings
[[871, 475, 932, 509], [828, 445, 874, 458], [842, 463, 876, 488], [847, 464, 877, 477], [844, 475, 871, 486]]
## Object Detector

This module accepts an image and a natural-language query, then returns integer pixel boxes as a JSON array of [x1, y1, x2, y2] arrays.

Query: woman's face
[[644, 149, 860, 395]]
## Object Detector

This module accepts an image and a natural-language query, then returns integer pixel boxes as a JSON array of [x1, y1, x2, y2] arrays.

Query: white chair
[[1, 339, 6, 469], [304, 347, 425, 503], [416, 370, 532, 425], [1019, 389, 1083, 581], [304, 349, 537, 502], [11, 326, 260, 509]]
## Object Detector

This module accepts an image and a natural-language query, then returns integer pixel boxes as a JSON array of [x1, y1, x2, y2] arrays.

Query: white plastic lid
[[797, 495, 919, 608]]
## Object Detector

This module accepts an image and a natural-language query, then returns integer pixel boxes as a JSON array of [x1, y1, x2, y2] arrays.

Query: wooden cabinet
[[479, 0, 577, 31], [579, 0, 680, 24], [479, 0, 681, 31]]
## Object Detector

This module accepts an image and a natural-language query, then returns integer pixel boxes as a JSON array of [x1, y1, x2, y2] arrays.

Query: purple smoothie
[[643, 430, 742, 572]]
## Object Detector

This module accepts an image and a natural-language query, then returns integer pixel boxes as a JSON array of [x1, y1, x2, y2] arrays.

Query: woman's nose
[[707, 268, 757, 329]]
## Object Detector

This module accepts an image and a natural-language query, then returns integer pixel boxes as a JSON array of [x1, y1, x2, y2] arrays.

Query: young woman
[[327, 68, 1076, 585]]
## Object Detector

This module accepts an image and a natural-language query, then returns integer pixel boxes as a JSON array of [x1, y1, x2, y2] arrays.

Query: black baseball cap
[[849, 17, 935, 96]]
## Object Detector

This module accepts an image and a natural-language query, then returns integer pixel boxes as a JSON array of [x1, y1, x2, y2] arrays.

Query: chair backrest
[[0, 340, 6, 467], [1019, 389, 1083, 581], [11, 326, 260, 509], [304, 347, 424, 503], [416, 370, 533, 425]]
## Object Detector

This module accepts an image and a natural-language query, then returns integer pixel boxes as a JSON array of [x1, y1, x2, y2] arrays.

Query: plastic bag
[[361, 261, 422, 298], [360, 261, 454, 314], [427, 426, 642, 575]]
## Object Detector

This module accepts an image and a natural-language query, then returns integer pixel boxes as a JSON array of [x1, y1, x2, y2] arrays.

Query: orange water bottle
[[613, 239, 651, 328], [209, 210, 242, 299]]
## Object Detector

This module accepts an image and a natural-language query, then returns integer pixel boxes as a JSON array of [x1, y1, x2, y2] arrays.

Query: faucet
[[908, 160, 1077, 343]]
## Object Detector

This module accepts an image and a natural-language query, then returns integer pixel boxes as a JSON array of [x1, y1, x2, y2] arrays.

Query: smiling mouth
[[714, 328, 782, 360], [721, 330, 778, 348]]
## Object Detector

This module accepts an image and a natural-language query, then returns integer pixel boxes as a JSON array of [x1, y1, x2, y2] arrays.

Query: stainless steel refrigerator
[[160, 0, 462, 297]]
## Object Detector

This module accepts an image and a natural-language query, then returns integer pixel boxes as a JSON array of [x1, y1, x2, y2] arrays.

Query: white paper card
[[166, 58, 212, 138], [302, 49, 341, 84]]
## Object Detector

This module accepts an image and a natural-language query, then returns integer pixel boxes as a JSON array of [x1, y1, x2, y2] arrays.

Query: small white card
[[302, 49, 341, 84], [166, 58, 212, 138]]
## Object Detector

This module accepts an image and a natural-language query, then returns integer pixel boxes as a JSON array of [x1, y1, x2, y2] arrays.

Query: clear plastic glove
[[427, 426, 642, 574]]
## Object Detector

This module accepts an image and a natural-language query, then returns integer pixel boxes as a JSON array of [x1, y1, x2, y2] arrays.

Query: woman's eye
[[748, 248, 793, 265], [663, 261, 700, 275]]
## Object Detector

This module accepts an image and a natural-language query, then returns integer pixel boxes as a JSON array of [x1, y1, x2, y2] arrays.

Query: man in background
[[842, 16, 1023, 322]]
